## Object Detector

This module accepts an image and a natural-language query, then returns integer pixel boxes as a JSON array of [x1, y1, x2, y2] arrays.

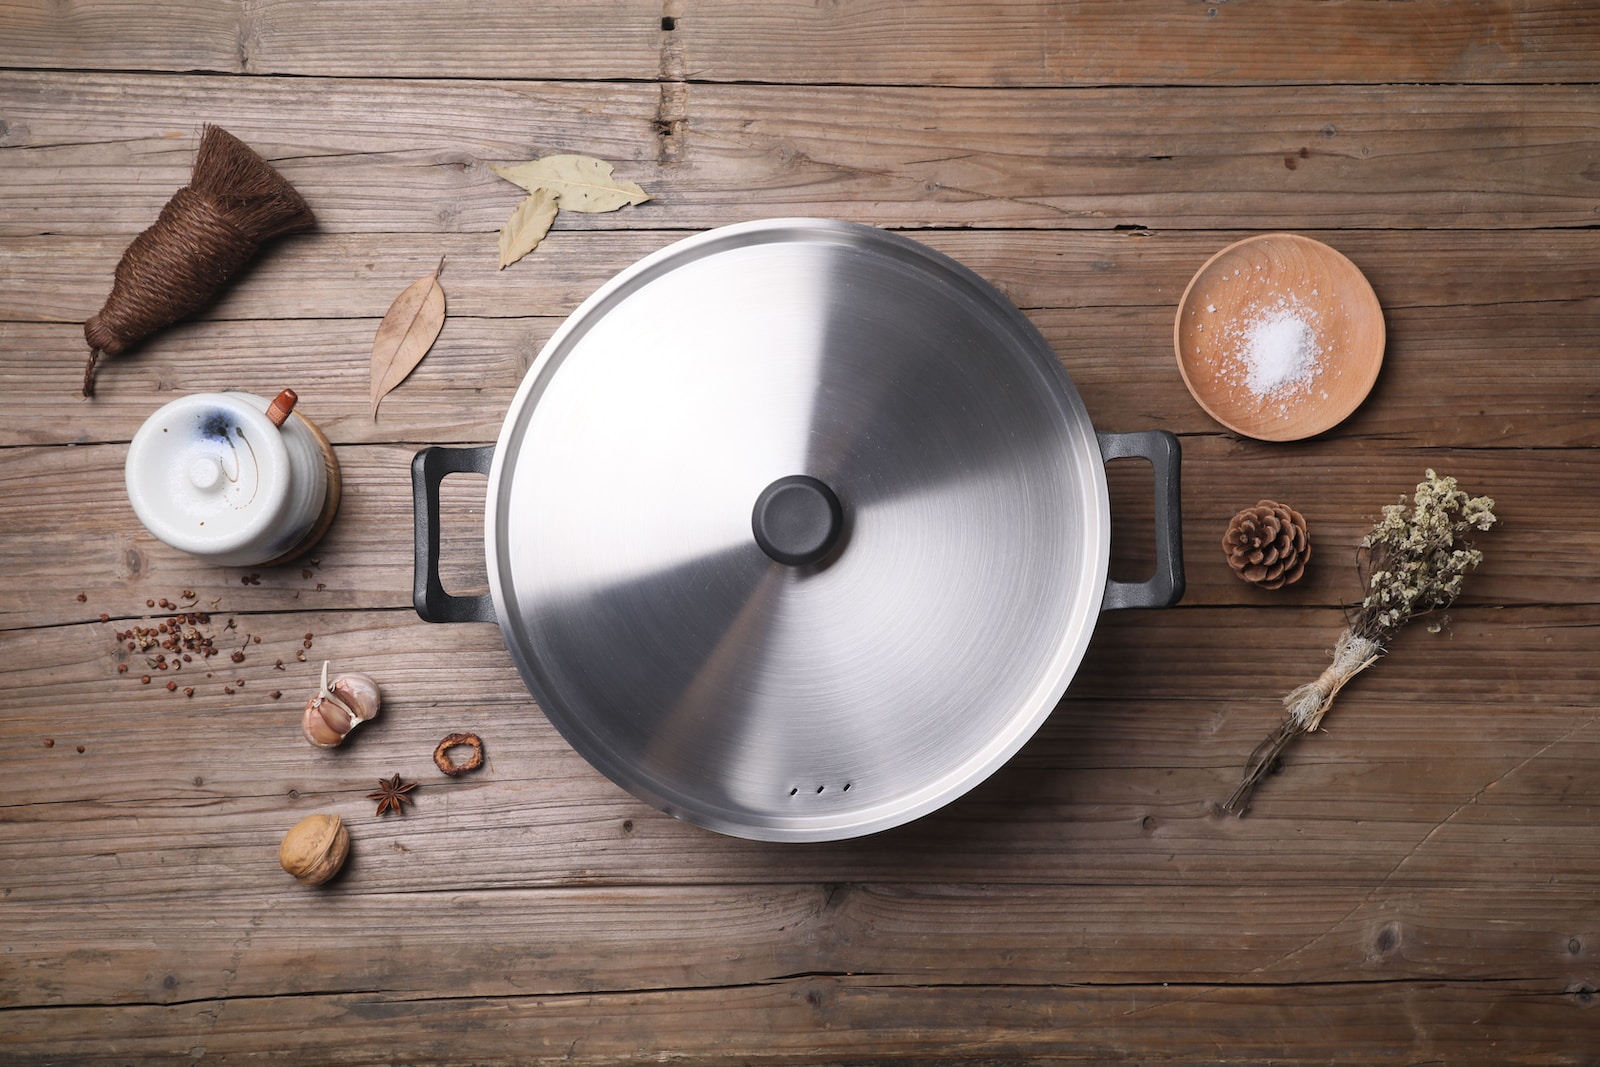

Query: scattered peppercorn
[[140, 675, 151, 684], [43, 738, 54, 748], [269, 690, 282, 700], [231, 650, 246, 663], [166, 681, 177, 691], [183, 687, 194, 698], [76, 593, 88, 603], [146, 599, 156, 608], [98, 613, 110, 623], [117, 664, 128, 674], [223, 686, 235, 694], [75, 745, 85, 753], [295, 650, 307, 662]]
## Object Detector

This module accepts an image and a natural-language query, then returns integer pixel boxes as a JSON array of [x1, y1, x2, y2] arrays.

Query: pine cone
[[1223, 500, 1311, 589]]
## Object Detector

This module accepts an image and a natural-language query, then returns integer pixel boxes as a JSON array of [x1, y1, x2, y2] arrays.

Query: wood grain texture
[[3, 978, 1597, 1065], [6, 75, 1600, 236], [5, 0, 1600, 86], [4, 2, 1600, 1063]]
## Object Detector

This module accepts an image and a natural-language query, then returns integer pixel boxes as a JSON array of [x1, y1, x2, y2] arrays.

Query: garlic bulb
[[278, 812, 349, 885], [302, 660, 381, 748]]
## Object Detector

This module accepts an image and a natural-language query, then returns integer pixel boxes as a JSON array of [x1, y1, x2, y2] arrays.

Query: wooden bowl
[[1174, 233, 1385, 441]]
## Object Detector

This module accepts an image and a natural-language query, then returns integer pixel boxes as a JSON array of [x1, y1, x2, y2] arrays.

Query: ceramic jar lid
[[126, 389, 331, 567]]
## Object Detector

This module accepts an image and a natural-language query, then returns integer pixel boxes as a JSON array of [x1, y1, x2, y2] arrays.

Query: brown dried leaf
[[489, 154, 652, 213], [371, 257, 446, 420], [497, 189, 558, 270]]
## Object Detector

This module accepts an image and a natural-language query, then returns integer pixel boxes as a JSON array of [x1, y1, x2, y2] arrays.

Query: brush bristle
[[190, 125, 316, 242]]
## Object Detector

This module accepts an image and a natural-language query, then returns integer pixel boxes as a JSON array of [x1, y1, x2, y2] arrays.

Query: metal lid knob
[[751, 475, 843, 566]]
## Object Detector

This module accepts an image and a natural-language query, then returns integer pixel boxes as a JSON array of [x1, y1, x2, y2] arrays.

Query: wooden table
[[4, 3, 1598, 1062]]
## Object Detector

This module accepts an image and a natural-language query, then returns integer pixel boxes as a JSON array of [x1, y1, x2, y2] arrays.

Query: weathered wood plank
[[682, 0, 1600, 88], [3, 976, 1595, 1065], [5, 0, 1600, 87], [7, 74, 1600, 235], [0, 883, 1593, 1007], [13, 294, 1595, 449], [0, 0, 665, 80], [9, 294, 1599, 450], [3, 600, 1596, 901], [0, 440, 1584, 631], [8, 227, 1600, 323]]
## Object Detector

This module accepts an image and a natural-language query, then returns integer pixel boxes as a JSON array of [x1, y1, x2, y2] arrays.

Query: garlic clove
[[300, 661, 382, 749], [329, 671, 381, 723], [302, 694, 350, 748]]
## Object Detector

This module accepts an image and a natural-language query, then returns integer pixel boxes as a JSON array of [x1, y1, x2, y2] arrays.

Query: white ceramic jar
[[125, 389, 339, 567]]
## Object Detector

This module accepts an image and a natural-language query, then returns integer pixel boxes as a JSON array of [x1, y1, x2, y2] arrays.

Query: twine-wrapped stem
[[1223, 628, 1383, 816]]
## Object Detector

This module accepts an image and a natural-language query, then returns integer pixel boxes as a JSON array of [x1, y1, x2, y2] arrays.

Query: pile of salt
[[1242, 309, 1320, 398]]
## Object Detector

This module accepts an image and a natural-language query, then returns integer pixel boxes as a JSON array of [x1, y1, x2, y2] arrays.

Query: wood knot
[[1371, 922, 1401, 958]]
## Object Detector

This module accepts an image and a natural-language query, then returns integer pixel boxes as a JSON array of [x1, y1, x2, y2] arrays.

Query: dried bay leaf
[[490, 154, 652, 213], [370, 256, 446, 419], [498, 189, 558, 270]]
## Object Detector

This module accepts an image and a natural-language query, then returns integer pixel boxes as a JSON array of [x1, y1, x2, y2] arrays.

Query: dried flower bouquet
[[1224, 470, 1496, 815]]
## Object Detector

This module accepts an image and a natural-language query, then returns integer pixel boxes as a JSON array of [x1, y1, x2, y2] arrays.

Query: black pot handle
[[411, 445, 498, 624], [1097, 429, 1185, 611]]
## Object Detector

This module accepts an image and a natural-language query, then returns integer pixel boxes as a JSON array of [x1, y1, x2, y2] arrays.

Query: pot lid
[[487, 219, 1110, 841]]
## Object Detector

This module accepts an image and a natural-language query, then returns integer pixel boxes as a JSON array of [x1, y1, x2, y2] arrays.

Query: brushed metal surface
[[486, 219, 1110, 841]]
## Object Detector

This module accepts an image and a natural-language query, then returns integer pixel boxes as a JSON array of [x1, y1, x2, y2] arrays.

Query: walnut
[[278, 813, 349, 886]]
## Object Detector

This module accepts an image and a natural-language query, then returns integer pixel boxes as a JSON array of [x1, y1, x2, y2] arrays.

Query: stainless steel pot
[[413, 219, 1182, 842]]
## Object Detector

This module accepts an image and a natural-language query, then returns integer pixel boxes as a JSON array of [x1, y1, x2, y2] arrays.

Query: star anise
[[367, 774, 416, 816]]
